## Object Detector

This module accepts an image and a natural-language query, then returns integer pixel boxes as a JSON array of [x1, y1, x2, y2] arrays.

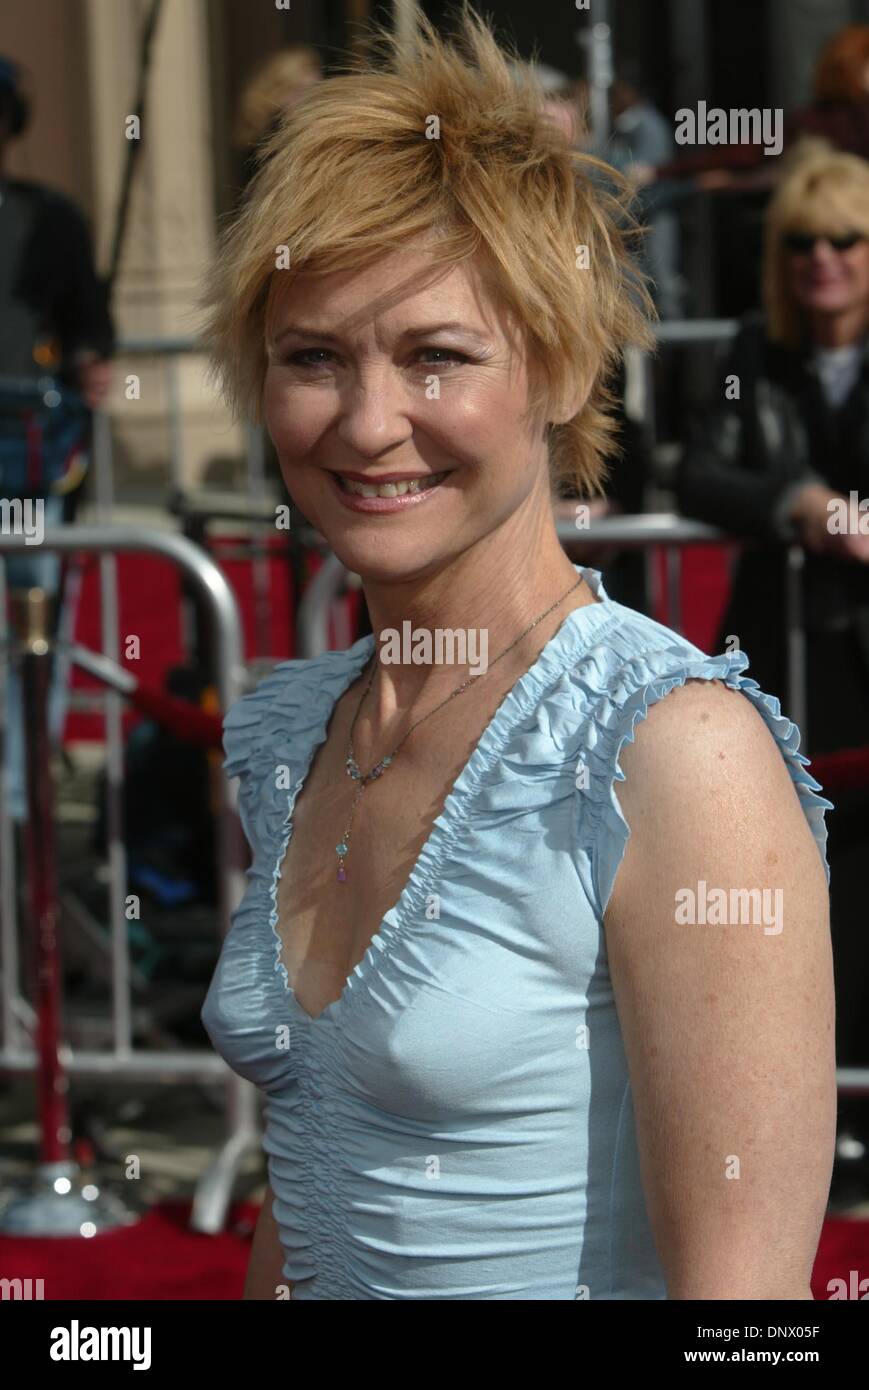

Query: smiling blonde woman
[[200, 4, 836, 1301]]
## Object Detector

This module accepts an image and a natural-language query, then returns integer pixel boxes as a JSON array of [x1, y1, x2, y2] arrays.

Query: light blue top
[[201, 564, 832, 1300]]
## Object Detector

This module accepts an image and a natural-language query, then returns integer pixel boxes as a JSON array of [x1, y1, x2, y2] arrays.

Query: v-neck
[[266, 565, 618, 1025]]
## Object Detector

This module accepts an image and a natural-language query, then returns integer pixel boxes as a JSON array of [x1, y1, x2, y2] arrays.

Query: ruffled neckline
[[223, 560, 831, 1031], [264, 564, 619, 1024]]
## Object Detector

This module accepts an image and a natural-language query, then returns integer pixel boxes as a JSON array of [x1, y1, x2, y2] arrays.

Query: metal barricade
[[655, 319, 739, 344], [0, 525, 260, 1232], [94, 337, 284, 664]]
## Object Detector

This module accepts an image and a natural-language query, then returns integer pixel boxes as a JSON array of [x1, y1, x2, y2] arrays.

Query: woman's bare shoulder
[[618, 675, 798, 801], [608, 674, 828, 918]]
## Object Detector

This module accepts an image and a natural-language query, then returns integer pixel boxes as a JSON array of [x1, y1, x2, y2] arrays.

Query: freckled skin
[[607, 678, 835, 1299]]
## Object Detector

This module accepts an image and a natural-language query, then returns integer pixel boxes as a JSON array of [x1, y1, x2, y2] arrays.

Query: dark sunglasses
[[783, 231, 866, 254]]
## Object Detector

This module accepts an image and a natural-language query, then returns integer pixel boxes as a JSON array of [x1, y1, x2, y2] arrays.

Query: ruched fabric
[[201, 564, 832, 1300]]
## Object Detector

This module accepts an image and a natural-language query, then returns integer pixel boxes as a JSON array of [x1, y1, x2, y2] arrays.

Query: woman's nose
[[335, 366, 413, 455], [811, 239, 837, 268]]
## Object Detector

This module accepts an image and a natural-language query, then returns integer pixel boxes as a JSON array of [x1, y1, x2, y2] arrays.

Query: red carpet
[[0, 1200, 256, 1300], [811, 1215, 869, 1299], [0, 1200, 864, 1298]]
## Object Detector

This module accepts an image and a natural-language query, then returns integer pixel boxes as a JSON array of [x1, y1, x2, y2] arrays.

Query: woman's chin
[[323, 533, 455, 586]]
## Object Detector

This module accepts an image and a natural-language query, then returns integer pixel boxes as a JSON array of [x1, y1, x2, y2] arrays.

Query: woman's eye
[[281, 346, 471, 370], [416, 347, 471, 367], [286, 348, 335, 368]]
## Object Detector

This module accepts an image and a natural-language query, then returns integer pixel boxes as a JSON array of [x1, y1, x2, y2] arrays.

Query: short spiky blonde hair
[[201, 1, 655, 497], [764, 138, 869, 348]]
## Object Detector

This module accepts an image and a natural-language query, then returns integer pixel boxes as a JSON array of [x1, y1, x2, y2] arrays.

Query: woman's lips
[[328, 470, 450, 514], [805, 276, 844, 288]]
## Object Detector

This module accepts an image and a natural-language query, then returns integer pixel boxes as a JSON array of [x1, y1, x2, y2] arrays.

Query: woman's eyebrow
[[402, 322, 492, 343], [271, 325, 341, 347], [271, 321, 492, 348]]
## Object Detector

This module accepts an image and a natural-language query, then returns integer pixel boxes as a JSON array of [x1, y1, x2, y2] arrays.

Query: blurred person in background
[[513, 60, 584, 147], [678, 142, 869, 1197], [632, 23, 869, 195], [0, 57, 112, 408], [0, 54, 114, 822], [594, 62, 687, 319], [786, 23, 869, 162], [234, 46, 324, 197]]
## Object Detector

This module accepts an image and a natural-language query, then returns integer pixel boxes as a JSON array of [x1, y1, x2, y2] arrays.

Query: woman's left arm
[[603, 678, 836, 1300]]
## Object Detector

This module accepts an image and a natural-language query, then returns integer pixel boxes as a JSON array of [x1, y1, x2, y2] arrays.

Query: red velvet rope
[[126, 682, 224, 748], [808, 744, 869, 795]]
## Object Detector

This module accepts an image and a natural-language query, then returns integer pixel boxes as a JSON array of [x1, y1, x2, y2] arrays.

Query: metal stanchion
[[785, 544, 808, 747], [0, 586, 138, 1234], [665, 544, 682, 632], [0, 553, 23, 1056], [19, 587, 66, 1168], [0, 524, 257, 1234]]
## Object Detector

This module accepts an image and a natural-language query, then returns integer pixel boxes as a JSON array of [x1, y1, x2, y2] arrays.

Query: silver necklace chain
[[334, 573, 585, 881]]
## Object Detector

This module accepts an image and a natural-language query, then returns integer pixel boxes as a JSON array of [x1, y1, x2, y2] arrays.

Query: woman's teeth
[[338, 472, 447, 498]]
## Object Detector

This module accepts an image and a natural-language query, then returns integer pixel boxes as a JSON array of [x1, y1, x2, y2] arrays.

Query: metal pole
[[655, 320, 740, 344], [0, 554, 21, 1055], [579, 4, 613, 151], [641, 349, 659, 619], [785, 544, 808, 746], [666, 544, 683, 634], [0, 585, 138, 1234], [297, 551, 348, 658], [167, 353, 184, 495], [15, 587, 70, 1165], [92, 408, 131, 1054]]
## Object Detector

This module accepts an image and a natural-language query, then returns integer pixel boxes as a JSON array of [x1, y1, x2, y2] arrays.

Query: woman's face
[[785, 228, 869, 322], [262, 242, 558, 584]]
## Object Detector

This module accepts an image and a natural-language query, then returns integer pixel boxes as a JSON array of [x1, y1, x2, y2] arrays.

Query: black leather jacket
[[677, 313, 869, 724]]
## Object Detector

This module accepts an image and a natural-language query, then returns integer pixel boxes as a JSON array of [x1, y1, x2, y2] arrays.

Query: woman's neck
[[358, 517, 589, 727]]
